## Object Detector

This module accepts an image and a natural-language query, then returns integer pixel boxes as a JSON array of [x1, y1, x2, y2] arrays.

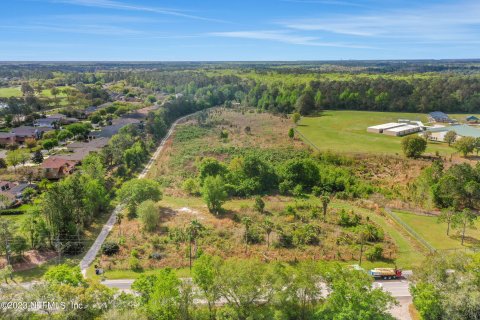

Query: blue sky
[[2, 0, 480, 61]]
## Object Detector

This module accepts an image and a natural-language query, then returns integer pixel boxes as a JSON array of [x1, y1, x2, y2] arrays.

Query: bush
[[42, 138, 59, 150], [366, 244, 384, 261], [131, 249, 139, 258], [402, 135, 427, 158], [292, 185, 304, 197], [102, 241, 120, 256], [276, 228, 294, 248], [292, 224, 320, 246], [220, 130, 229, 139], [138, 200, 159, 232], [129, 257, 141, 271], [338, 209, 361, 227], [253, 196, 265, 213], [246, 226, 264, 244], [150, 252, 162, 260], [182, 178, 199, 195], [0, 209, 24, 215]]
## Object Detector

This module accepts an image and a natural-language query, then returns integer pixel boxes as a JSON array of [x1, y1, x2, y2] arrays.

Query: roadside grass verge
[[393, 209, 480, 250]]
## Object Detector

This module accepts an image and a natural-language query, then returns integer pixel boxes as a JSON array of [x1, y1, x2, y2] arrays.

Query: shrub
[[246, 226, 264, 244], [182, 178, 199, 195], [131, 249, 139, 258], [150, 252, 162, 260], [338, 209, 361, 227], [42, 138, 59, 150], [276, 228, 294, 248], [292, 224, 320, 246], [401, 135, 427, 158], [292, 184, 304, 197], [129, 257, 141, 271], [220, 130, 229, 139], [31, 150, 44, 164], [138, 200, 159, 232], [312, 186, 323, 196], [366, 244, 384, 261], [253, 196, 265, 213], [102, 241, 120, 256]]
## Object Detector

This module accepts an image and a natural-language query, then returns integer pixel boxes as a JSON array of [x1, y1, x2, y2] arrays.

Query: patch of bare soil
[[0, 250, 57, 271]]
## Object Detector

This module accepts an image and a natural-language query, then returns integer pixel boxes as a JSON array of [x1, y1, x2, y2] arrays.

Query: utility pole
[[54, 236, 62, 265], [1, 219, 11, 266]]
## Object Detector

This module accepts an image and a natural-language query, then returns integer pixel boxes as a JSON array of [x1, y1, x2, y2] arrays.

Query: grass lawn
[[393, 210, 480, 250], [13, 257, 81, 283], [296, 110, 455, 156], [333, 202, 426, 269], [86, 264, 192, 280], [0, 86, 22, 98]]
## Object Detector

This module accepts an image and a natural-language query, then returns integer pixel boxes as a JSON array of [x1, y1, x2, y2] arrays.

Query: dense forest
[[2, 61, 480, 117]]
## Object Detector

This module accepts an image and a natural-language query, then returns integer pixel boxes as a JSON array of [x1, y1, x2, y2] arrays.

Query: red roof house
[[41, 157, 78, 180]]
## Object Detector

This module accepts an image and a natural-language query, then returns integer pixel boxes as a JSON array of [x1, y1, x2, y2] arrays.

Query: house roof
[[48, 113, 67, 119], [466, 116, 479, 121], [11, 126, 53, 136], [429, 111, 450, 120], [92, 118, 140, 138], [9, 183, 36, 195], [0, 181, 13, 189], [428, 124, 480, 138], [35, 118, 59, 125], [41, 156, 77, 169], [0, 132, 15, 139]]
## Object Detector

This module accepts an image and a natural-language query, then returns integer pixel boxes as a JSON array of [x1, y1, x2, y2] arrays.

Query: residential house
[[428, 111, 453, 123], [466, 116, 479, 124], [8, 183, 36, 202], [91, 118, 140, 139], [0, 181, 14, 192], [34, 114, 79, 128], [49, 113, 79, 125], [34, 117, 60, 128], [0, 181, 36, 208], [41, 156, 78, 180], [0, 132, 16, 146], [11, 126, 53, 143]]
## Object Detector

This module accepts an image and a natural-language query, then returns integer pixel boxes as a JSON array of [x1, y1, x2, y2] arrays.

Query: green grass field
[[0, 87, 22, 98], [333, 202, 426, 268], [296, 110, 456, 155], [393, 210, 480, 250]]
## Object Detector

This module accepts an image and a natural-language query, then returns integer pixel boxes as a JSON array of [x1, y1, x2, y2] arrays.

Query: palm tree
[[187, 219, 205, 269], [241, 216, 252, 253], [320, 194, 331, 220], [116, 212, 124, 237], [357, 227, 369, 266], [261, 218, 274, 248]]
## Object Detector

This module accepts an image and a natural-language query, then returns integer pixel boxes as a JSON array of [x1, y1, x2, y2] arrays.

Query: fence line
[[384, 207, 436, 253], [293, 128, 320, 152]]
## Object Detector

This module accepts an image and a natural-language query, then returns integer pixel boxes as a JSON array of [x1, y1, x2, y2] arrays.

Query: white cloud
[[50, 0, 225, 22], [0, 24, 143, 36], [208, 30, 372, 48], [280, 0, 365, 7], [281, 0, 480, 42]]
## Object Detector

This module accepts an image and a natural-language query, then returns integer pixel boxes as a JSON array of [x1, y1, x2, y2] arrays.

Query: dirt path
[[79, 111, 202, 276]]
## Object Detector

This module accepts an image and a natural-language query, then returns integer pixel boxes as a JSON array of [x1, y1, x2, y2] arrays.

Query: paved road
[[79, 112, 197, 276], [100, 278, 411, 297], [375, 279, 411, 298]]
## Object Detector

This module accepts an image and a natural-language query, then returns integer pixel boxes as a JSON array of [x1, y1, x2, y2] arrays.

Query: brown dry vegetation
[[102, 199, 398, 270], [100, 108, 405, 271], [146, 108, 305, 193]]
